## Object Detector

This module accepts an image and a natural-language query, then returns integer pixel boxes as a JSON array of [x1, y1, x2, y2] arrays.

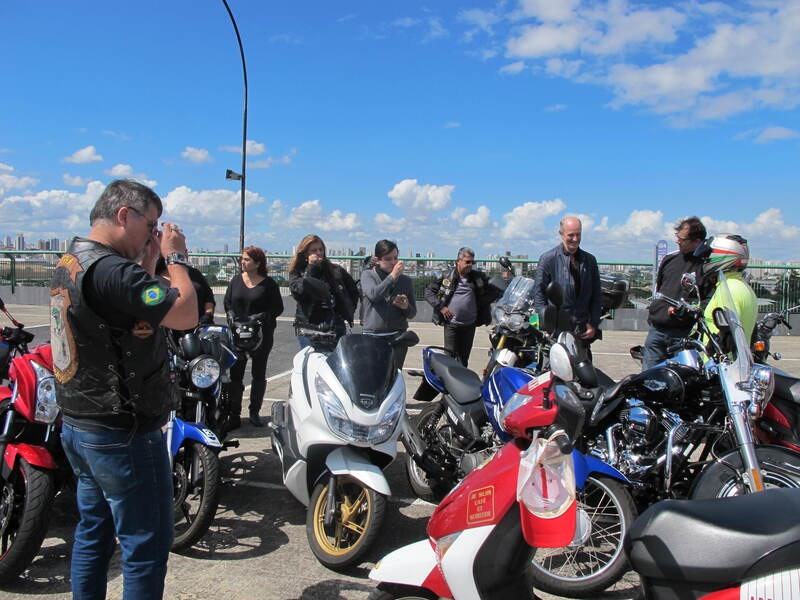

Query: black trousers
[[230, 328, 274, 416], [443, 323, 477, 367]]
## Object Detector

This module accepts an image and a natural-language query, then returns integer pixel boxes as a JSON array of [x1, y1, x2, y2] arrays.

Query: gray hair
[[558, 215, 582, 234], [89, 179, 163, 225], [457, 246, 475, 260]]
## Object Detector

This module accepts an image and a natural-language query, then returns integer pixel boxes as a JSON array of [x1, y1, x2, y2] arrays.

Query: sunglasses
[[462, 259, 475, 264], [126, 206, 159, 232]]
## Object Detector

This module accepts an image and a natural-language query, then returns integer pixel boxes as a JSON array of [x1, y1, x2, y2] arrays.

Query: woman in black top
[[224, 246, 283, 428], [288, 234, 358, 348]]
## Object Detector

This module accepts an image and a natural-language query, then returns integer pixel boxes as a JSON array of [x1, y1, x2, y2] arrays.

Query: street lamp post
[[221, 0, 248, 254]]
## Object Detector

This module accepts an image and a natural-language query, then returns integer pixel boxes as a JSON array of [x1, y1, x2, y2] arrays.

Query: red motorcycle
[[0, 297, 67, 583]]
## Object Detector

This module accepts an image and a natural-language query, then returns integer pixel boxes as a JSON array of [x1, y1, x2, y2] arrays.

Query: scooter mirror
[[498, 256, 512, 270], [545, 281, 563, 308]]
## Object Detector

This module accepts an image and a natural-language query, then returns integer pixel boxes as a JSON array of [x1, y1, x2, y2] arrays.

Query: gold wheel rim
[[312, 481, 371, 556]]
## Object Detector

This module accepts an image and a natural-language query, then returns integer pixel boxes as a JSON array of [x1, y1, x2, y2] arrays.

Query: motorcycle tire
[[690, 445, 800, 499], [0, 458, 56, 583], [404, 404, 453, 502], [368, 584, 437, 600], [306, 474, 386, 570], [172, 441, 221, 552], [525, 475, 636, 598]]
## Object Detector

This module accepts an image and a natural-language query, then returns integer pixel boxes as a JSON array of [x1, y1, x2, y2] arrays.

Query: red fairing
[[428, 441, 523, 540], [421, 543, 453, 599], [699, 587, 740, 600], [502, 374, 557, 439], [7, 344, 52, 422], [0, 386, 11, 401], [4, 443, 58, 470], [763, 403, 791, 429]]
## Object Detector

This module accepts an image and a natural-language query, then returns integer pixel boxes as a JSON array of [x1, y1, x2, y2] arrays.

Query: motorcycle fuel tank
[[625, 363, 702, 409]]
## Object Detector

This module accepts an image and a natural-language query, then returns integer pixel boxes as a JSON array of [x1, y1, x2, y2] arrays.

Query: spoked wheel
[[368, 584, 437, 600], [0, 458, 56, 583], [172, 441, 220, 552], [525, 475, 636, 598], [691, 446, 800, 499], [306, 475, 386, 570]]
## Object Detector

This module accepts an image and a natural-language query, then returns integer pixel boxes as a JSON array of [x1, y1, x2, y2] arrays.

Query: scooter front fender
[[325, 446, 391, 496], [573, 450, 629, 488], [168, 418, 222, 456], [3, 443, 58, 473], [369, 539, 452, 598]]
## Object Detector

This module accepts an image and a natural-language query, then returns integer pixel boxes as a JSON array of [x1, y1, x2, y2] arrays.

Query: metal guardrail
[[3, 250, 800, 313]]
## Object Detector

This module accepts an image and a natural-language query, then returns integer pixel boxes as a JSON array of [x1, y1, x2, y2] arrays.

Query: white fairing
[[326, 446, 392, 496], [495, 348, 518, 368], [440, 525, 495, 600], [739, 568, 799, 600], [549, 343, 574, 382], [369, 539, 438, 586]]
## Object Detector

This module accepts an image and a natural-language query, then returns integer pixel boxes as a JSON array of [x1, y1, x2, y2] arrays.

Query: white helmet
[[695, 234, 749, 275]]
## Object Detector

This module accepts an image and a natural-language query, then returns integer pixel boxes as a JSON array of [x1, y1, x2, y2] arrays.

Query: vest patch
[[142, 286, 165, 306]]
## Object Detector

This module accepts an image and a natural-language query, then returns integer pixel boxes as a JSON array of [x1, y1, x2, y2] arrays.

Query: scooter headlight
[[189, 356, 220, 389], [366, 395, 404, 445], [31, 361, 59, 424]]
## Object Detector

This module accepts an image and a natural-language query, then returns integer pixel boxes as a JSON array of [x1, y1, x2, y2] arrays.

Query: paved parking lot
[[1, 304, 798, 600]]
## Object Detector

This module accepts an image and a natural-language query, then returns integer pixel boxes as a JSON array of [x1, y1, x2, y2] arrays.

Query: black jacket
[[424, 267, 501, 327], [533, 244, 601, 331], [648, 250, 713, 329], [289, 261, 359, 329]]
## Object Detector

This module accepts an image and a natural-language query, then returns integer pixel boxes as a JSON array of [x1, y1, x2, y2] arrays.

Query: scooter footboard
[[369, 539, 438, 586], [325, 446, 391, 496]]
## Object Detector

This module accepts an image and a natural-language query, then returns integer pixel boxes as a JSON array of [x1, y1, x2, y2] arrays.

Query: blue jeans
[[641, 326, 691, 370], [61, 423, 173, 600]]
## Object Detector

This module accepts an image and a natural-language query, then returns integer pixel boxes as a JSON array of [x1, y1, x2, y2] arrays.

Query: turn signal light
[[754, 341, 766, 352]]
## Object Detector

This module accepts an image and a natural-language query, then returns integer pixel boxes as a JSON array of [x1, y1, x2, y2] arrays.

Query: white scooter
[[270, 329, 418, 569]]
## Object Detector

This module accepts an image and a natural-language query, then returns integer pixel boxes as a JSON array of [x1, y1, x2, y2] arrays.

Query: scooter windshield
[[326, 334, 395, 412]]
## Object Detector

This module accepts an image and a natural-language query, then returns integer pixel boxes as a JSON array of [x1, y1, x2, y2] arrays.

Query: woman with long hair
[[289, 234, 358, 347], [224, 246, 283, 428], [360, 239, 417, 371]]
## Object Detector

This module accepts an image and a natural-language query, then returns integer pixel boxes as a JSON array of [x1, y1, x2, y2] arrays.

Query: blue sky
[[1, 0, 799, 261]]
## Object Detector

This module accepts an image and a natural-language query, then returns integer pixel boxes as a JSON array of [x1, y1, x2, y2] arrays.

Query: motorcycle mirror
[[712, 307, 730, 330], [498, 256, 512, 271], [391, 330, 420, 348], [545, 281, 563, 308], [680, 272, 699, 297]]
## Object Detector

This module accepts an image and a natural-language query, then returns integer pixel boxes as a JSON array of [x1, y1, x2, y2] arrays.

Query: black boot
[[226, 381, 245, 432], [248, 379, 266, 427]]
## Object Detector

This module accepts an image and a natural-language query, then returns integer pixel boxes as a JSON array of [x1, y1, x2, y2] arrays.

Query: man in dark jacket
[[49, 179, 198, 599], [533, 217, 601, 349], [642, 216, 713, 369], [425, 247, 501, 366]]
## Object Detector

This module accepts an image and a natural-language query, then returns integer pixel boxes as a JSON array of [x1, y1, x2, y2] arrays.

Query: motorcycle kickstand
[[324, 474, 337, 527]]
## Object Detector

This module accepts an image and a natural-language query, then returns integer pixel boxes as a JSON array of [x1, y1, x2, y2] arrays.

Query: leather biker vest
[[50, 237, 174, 419]]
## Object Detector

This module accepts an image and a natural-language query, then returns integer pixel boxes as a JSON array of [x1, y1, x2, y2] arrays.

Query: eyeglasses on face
[[461, 259, 475, 264], [126, 206, 158, 232]]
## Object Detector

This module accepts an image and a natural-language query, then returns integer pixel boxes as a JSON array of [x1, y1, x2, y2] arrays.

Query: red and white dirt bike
[[0, 297, 67, 583]]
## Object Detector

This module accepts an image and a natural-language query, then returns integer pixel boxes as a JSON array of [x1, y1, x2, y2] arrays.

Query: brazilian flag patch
[[142, 286, 165, 306]]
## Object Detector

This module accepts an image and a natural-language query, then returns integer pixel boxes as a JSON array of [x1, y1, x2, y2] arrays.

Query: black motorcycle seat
[[583, 374, 634, 426], [626, 488, 800, 585], [429, 352, 482, 405], [773, 369, 800, 405]]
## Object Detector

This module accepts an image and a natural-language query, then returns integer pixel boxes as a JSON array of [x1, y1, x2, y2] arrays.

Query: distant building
[[15, 234, 25, 251]]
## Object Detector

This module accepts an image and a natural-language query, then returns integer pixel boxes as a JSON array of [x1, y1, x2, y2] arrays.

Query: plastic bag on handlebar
[[517, 430, 577, 547]]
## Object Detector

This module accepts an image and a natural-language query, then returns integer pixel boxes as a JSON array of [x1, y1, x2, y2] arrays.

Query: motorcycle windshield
[[326, 334, 395, 412], [495, 276, 537, 315], [715, 272, 753, 382]]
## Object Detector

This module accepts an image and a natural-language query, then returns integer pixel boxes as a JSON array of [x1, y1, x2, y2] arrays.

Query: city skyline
[[2, 1, 799, 262]]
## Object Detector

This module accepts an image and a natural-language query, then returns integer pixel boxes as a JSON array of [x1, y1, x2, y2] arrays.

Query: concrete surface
[[1, 304, 798, 600]]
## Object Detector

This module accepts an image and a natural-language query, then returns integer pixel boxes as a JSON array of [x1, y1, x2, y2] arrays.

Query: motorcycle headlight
[[189, 356, 220, 389], [31, 361, 59, 424], [742, 364, 774, 411]]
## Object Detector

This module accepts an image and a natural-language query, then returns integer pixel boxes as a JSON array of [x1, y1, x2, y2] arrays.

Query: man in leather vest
[[50, 179, 198, 600]]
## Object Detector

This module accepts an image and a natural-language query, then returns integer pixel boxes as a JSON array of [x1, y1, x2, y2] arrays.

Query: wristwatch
[[165, 252, 190, 267]]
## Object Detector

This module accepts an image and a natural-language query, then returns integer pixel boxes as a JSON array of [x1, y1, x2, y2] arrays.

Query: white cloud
[[220, 139, 267, 156], [63, 145, 103, 163], [0, 181, 105, 234], [0, 162, 12, 172], [285, 199, 360, 231], [63, 174, 90, 187], [444, 121, 462, 128], [519, 0, 580, 22], [102, 130, 131, 141], [544, 103, 567, 112], [459, 7, 501, 39], [500, 61, 526, 75], [0, 148, 10, 154], [604, 209, 664, 240], [182, 146, 212, 163], [506, 23, 585, 58], [501, 198, 566, 239], [754, 126, 800, 144], [703, 208, 800, 240], [388, 179, 454, 213], [250, 154, 293, 169], [162, 186, 264, 225], [452, 205, 492, 228], [392, 17, 419, 28], [0, 163, 38, 196], [106, 164, 134, 177], [375, 213, 409, 233]]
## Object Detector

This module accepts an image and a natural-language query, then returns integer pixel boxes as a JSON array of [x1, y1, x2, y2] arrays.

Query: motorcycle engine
[[619, 399, 658, 446]]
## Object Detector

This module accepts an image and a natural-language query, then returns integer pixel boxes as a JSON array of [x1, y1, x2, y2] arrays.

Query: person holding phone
[[360, 240, 417, 371]]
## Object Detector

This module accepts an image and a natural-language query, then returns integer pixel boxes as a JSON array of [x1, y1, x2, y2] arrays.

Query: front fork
[[729, 402, 764, 493], [324, 474, 337, 527]]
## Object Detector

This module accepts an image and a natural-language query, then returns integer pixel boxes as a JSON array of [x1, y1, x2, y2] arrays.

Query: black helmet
[[231, 317, 263, 353]]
